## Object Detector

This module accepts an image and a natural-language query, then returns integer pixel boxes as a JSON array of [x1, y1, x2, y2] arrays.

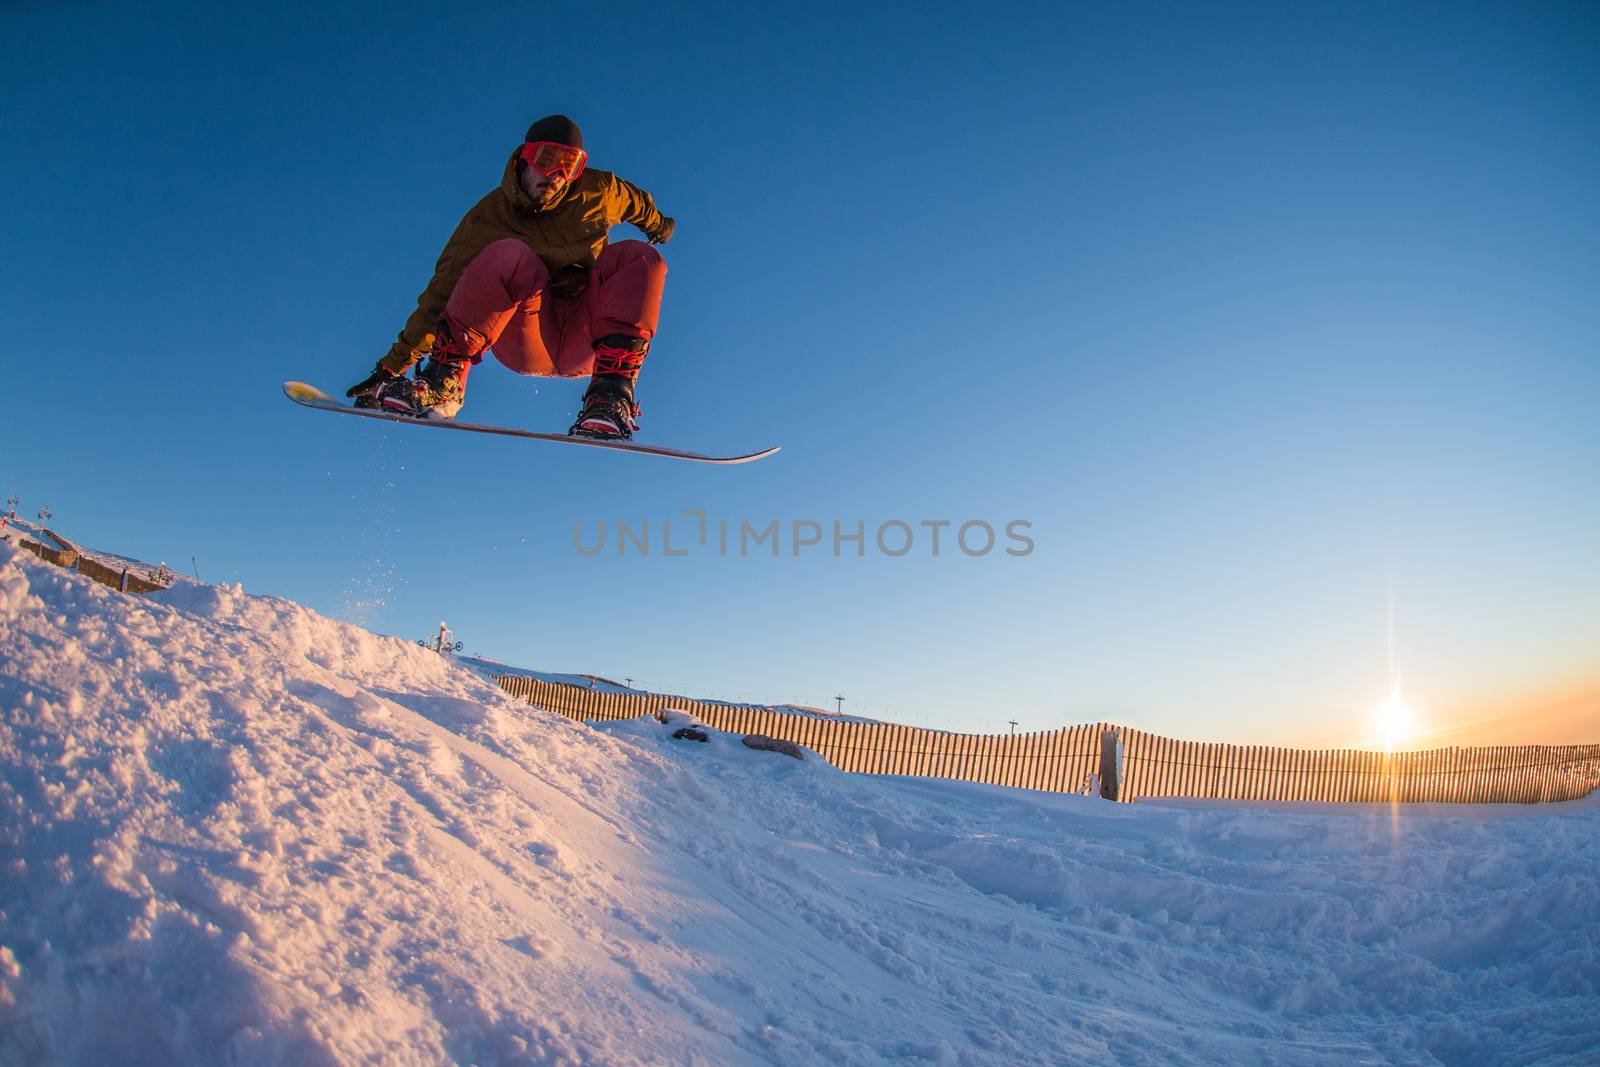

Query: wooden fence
[[494, 675, 1107, 793], [16, 537, 75, 567], [495, 675, 1600, 805], [16, 534, 169, 595], [1119, 727, 1600, 805]]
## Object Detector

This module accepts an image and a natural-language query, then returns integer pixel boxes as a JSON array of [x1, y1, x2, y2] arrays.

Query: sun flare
[[1371, 688, 1421, 751]]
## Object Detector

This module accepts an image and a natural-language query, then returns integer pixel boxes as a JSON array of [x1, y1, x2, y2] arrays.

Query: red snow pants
[[442, 238, 666, 379]]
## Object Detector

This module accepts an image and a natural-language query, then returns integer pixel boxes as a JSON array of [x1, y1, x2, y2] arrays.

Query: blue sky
[[6, 1, 1597, 745]]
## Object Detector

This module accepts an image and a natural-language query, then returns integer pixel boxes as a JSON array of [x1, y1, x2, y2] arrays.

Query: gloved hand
[[346, 362, 399, 402], [647, 216, 675, 245]]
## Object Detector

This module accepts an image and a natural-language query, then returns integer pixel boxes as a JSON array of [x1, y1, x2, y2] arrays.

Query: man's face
[[520, 163, 568, 207], [517, 141, 586, 207]]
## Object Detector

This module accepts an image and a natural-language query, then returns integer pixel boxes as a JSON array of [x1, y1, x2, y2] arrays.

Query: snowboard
[[283, 382, 780, 465]]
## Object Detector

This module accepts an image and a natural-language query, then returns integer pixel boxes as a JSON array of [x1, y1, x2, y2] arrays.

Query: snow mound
[[0, 542, 1596, 1065]]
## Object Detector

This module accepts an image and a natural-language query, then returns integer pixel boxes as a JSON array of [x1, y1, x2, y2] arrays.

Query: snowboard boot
[[569, 376, 640, 440], [569, 335, 648, 440], [370, 324, 472, 419]]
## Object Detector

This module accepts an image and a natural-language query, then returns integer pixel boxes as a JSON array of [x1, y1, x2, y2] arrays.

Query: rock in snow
[[0, 541, 1595, 1065]]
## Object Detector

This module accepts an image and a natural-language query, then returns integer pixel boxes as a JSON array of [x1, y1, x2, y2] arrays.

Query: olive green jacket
[[384, 151, 666, 372]]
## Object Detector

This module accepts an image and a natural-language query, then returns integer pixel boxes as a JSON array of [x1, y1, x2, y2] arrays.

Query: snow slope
[[1, 542, 1596, 1066]]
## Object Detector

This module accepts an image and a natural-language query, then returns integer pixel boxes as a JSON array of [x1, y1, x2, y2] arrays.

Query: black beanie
[[524, 114, 583, 149]]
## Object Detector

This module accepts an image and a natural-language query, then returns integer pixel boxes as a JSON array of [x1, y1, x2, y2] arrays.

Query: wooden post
[[1099, 729, 1123, 802]]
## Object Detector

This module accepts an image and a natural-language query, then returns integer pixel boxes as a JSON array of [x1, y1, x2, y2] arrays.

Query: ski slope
[[0, 540, 1595, 1065]]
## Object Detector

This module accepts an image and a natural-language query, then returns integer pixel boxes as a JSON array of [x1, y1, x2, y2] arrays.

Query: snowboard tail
[[283, 382, 779, 465]]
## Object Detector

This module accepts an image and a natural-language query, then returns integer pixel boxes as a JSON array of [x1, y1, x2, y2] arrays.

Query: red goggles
[[519, 140, 587, 182]]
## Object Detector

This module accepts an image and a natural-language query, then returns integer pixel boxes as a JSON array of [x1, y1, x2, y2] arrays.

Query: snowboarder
[[345, 115, 674, 440]]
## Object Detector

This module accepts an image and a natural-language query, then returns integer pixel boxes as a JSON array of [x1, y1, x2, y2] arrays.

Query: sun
[[1371, 688, 1421, 751]]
